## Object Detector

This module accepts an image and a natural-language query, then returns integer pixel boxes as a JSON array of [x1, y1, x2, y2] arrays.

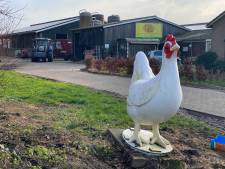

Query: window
[[205, 39, 212, 52]]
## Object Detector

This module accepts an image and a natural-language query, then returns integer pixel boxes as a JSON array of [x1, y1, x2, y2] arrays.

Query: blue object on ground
[[210, 135, 225, 150]]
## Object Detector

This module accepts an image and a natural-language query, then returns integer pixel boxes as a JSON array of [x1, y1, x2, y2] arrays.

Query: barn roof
[[182, 23, 210, 31], [12, 16, 80, 35], [207, 11, 225, 28], [176, 29, 212, 42], [103, 15, 190, 31]]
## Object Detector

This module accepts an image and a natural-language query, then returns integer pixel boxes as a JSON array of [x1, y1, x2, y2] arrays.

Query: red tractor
[[52, 39, 72, 60]]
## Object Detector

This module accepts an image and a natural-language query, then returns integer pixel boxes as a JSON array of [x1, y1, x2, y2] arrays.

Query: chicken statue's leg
[[128, 122, 142, 147], [150, 123, 169, 148]]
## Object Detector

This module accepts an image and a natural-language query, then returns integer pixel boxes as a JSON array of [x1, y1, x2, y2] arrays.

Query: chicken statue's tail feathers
[[131, 51, 155, 83]]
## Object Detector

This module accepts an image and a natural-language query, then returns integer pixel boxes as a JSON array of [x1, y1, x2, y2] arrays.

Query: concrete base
[[108, 129, 187, 169], [122, 129, 173, 156]]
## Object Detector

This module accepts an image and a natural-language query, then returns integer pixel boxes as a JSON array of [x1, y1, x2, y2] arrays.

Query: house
[[0, 16, 80, 49], [71, 15, 190, 60], [177, 23, 212, 58], [207, 11, 225, 60]]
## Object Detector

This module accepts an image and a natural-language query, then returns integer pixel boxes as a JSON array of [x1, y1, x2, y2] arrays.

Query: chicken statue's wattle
[[122, 34, 183, 155]]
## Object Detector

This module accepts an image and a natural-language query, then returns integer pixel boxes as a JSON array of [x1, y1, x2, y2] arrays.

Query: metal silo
[[108, 15, 120, 23], [92, 13, 104, 23], [79, 9, 92, 28]]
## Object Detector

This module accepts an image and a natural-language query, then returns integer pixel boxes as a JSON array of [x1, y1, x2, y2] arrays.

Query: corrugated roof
[[176, 29, 212, 42], [12, 16, 79, 35], [182, 23, 210, 30], [103, 16, 190, 31]]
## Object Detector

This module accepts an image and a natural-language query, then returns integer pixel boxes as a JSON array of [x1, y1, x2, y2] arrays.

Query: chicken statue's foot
[[150, 123, 170, 148], [128, 123, 142, 147]]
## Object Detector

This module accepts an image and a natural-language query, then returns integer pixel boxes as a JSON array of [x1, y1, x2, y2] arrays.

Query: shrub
[[94, 59, 103, 71], [84, 56, 93, 69], [125, 58, 134, 75], [214, 60, 225, 72], [196, 66, 207, 81], [183, 58, 194, 81], [114, 58, 127, 71], [196, 52, 218, 70], [103, 57, 114, 73]]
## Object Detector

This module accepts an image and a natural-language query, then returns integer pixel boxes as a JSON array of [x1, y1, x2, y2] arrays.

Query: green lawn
[[181, 74, 225, 89], [184, 79, 225, 88], [0, 70, 213, 168], [0, 70, 209, 131]]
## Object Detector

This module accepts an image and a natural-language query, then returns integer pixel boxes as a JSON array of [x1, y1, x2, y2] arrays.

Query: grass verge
[[0, 70, 221, 169]]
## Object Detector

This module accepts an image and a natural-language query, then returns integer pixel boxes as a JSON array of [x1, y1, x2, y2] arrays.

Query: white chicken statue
[[123, 34, 182, 153]]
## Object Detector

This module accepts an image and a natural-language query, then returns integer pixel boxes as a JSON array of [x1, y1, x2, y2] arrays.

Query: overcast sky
[[10, 0, 225, 28]]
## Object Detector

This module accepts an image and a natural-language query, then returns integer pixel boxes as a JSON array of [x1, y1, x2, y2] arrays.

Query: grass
[[0, 70, 130, 130], [0, 70, 214, 168], [191, 79, 225, 88], [0, 70, 209, 131], [181, 78, 225, 89]]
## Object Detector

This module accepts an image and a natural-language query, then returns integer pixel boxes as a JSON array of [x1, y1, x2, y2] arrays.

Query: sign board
[[105, 44, 110, 49], [136, 23, 163, 39]]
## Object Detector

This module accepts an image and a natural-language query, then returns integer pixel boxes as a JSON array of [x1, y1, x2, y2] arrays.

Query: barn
[[176, 23, 212, 58], [71, 15, 190, 61], [207, 11, 225, 60], [0, 16, 80, 51]]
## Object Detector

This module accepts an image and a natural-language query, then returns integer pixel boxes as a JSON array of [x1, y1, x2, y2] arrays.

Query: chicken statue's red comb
[[165, 34, 176, 45], [164, 34, 177, 58]]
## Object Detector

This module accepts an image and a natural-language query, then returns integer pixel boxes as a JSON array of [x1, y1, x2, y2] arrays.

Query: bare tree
[[0, 0, 23, 35]]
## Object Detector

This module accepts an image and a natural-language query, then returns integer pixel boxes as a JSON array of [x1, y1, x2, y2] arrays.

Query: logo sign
[[136, 23, 163, 39]]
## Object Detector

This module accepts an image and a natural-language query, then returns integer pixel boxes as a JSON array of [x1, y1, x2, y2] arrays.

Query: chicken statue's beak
[[170, 43, 180, 52]]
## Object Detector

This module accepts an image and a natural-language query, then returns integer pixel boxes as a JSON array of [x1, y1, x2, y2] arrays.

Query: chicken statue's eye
[[164, 43, 173, 58]]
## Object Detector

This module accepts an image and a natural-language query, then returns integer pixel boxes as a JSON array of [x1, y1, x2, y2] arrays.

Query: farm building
[[177, 11, 225, 60], [0, 16, 80, 51], [177, 23, 212, 58], [207, 11, 225, 60], [71, 15, 190, 61]]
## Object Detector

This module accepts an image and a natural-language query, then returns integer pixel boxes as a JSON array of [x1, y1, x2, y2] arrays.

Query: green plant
[[183, 58, 194, 81], [196, 66, 207, 81], [196, 52, 218, 70], [214, 60, 225, 72]]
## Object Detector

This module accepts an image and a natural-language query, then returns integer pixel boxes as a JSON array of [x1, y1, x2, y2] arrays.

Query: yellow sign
[[136, 23, 163, 39]]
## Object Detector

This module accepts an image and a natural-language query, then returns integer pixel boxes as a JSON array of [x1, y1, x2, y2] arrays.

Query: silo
[[108, 15, 120, 23], [79, 9, 92, 28], [92, 13, 104, 23]]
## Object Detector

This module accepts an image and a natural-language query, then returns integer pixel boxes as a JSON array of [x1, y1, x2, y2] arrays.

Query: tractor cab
[[31, 38, 53, 62]]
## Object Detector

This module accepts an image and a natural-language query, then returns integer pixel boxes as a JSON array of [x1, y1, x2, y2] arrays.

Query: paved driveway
[[16, 60, 225, 118]]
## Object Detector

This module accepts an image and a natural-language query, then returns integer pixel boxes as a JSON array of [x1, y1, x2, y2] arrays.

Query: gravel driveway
[[16, 59, 225, 118]]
